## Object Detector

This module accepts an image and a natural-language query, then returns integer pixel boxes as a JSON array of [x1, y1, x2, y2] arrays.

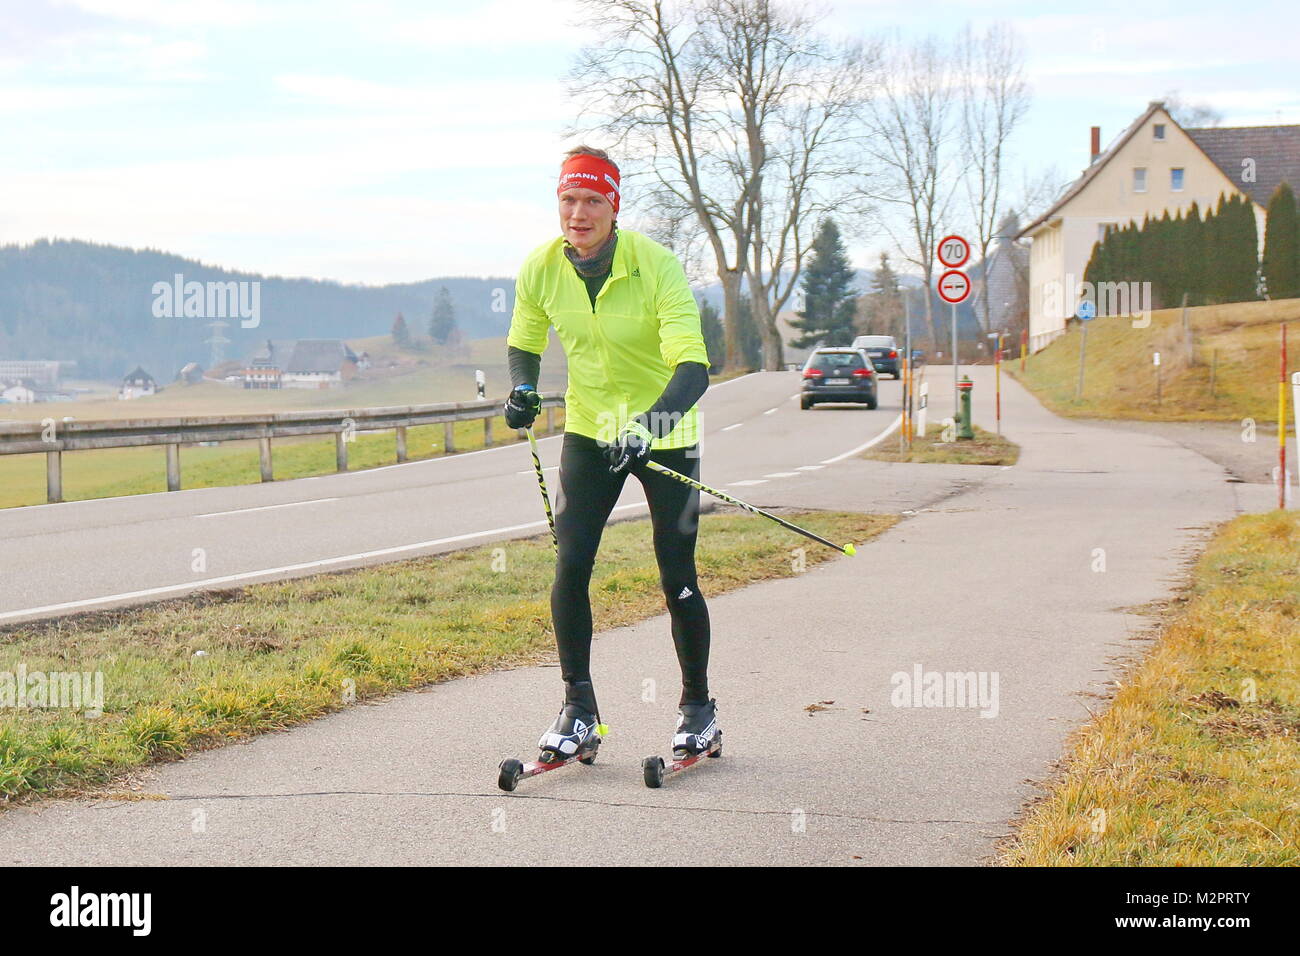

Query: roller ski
[[498, 681, 608, 792], [642, 698, 722, 788]]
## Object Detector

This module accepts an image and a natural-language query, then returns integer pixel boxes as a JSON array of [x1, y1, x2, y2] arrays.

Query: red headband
[[558, 154, 620, 215]]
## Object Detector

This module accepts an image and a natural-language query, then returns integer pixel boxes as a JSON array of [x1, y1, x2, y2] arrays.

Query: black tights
[[551, 432, 711, 707]]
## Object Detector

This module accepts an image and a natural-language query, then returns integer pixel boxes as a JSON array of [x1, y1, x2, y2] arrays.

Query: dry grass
[[1011, 297, 1299, 422], [1000, 510, 1300, 866], [863, 424, 1020, 466]]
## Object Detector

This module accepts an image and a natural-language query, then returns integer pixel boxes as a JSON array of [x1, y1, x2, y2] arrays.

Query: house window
[[1134, 167, 1147, 193], [1153, 124, 1166, 141], [1171, 167, 1184, 191], [1098, 222, 1116, 242]]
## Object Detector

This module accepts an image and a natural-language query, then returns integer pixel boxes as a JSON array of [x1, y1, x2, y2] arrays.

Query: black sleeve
[[507, 345, 541, 390], [636, 362, 710, 439]]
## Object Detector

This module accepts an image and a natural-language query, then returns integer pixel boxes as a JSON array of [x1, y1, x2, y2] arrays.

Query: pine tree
[[1262, 181, 1299, 301], [790, 219, 858, 348], [391, 312, 411, 349], [1225, 193, 1261, 303], [429, 286, 458, 345], [859, 251, 904, 339], [697, 296, 725, 372], [1184, 202, 1204, 306]]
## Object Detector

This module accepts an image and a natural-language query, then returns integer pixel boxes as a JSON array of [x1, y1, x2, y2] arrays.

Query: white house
[[1018, 101, 1300, 350]]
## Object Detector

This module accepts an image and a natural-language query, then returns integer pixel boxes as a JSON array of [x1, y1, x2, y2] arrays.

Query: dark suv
[[851, 335, 901, 378], [801, 348, 878, 409]]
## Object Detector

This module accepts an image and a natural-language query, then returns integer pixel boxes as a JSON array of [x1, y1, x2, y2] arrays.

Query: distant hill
[[0, 239, 517, 381], [0, 238, 990, 383]]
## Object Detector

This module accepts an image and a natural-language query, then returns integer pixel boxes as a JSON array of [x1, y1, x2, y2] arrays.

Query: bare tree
[[1162, 90, 1223, 129], [567, 0, 756, 372], [708, 0, 877, 369], [958, 22, 1029, 334], [567, 0, 874, 372], [862, 34, 959, 349]]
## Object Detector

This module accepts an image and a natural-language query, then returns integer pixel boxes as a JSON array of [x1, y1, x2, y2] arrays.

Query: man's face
[[559, 186, 615, 257]]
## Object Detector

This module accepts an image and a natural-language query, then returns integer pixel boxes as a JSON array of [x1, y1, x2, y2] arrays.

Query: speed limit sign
[[937, 269, 971, 304], [936, 235, 970, 269]]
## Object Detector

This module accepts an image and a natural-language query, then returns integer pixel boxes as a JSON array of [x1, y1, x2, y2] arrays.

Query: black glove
[[504, 384, 542, 429], [604, 420, 654, 475]]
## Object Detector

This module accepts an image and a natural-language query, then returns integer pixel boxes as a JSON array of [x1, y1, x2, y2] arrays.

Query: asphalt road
[[0, 367, 1265, 865], [0, 371, 908, 625]]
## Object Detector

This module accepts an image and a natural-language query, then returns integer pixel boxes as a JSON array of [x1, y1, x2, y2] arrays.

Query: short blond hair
[[562, 145, 620, 174]]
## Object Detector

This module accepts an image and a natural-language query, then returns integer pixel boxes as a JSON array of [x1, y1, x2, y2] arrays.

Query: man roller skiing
[[503, 145, 720, 767]]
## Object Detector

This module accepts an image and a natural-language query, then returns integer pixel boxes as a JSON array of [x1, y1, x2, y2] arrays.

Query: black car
[[801, 348, 878, 409], [851, 335, 902, 378]]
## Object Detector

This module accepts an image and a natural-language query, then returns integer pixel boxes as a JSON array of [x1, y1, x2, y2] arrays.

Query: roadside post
[[995, 332, 1003, 436], [1280, 325, 1289, 511], [936, 234, 971, 419], [1075, 299, 1096, 400], [1153, 351, 1162, 406], [1020, 328, 1027, 372]]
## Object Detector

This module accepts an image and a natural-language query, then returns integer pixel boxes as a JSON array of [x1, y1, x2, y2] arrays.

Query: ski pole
[[524, 426, 557, 554], [643, 460, 856, 556]]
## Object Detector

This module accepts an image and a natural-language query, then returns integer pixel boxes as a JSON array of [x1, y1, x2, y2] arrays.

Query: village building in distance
[[239, 339, 366, 389]]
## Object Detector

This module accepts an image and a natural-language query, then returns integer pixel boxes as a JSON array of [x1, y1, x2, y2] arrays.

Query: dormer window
[[1153, 124, 1166, 141]]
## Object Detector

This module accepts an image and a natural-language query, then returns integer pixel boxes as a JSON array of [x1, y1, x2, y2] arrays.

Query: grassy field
[[1000, 510, 1300, 866], [863, 424, 1020, 466], [0, 411, 566, 510], [1010, 297, 1299, 422], [1, 334, 569, 423], [0, 509, 894, 803]]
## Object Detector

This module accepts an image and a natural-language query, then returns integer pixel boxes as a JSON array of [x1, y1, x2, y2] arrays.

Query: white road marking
[[730, 479, 768, 486], [796, 465, 824, 471], [763, 472, 801, 478], [820, 413, 903, 464], [516, 466, 559, 475], [764, 408, 779, 415], [196, 498, 339, 519], [706, 372, 760, 389], [721, 423, 744, 432], [0, 502, 648, 623]]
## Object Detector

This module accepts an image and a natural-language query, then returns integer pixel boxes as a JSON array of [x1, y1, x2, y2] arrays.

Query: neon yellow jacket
[[507, 229, 709, 449]]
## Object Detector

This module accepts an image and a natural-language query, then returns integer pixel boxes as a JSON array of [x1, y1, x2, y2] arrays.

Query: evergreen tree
[[1224, 193, 1261, 303], [429, 286, 458, 345], [859, 251, 904, 339], [697, 296, 725, 372], [1262, 181, 1299, 300], [1183, 202, 1204, 306], [391, 312, 411, 349], [790, 219, 857, 347]]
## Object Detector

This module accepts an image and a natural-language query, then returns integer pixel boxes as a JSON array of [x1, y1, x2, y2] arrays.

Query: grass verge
[[0, 509, 893, 803], [1000, 510, 1300, 866], [1009, 297, 1297, 423], [862, 424, 1020, 466]]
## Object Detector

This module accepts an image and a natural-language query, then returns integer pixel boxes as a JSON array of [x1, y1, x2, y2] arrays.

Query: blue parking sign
[[1076, 300, 1097, 321]]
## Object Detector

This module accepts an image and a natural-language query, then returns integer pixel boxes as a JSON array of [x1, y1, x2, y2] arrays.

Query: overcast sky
[[2, 0, 1296, 284]]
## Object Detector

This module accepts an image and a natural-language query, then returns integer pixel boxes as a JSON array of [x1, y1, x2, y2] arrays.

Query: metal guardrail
[[0, 395, 565, 504]]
